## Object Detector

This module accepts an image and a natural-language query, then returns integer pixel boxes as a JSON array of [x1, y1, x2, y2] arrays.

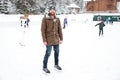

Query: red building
[[86, 0, 119, 12]]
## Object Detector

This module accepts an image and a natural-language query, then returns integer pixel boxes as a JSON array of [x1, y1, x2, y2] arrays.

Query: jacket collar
[[44, 13, 57, 20]]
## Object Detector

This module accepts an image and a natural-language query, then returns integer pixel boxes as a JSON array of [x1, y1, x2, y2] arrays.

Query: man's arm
[[95, 23, 99, 27], [58, 18, 63, 43], [41, 18, 47, 44]]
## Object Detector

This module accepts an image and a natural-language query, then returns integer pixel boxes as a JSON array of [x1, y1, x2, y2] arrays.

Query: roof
[[67, 4, 80, 8]]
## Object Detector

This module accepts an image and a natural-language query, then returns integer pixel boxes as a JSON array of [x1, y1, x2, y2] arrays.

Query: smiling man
[[41, 6, 63, 73]]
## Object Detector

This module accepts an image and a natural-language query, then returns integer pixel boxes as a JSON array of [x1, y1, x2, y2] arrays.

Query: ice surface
[[0, 13, 120, 80]]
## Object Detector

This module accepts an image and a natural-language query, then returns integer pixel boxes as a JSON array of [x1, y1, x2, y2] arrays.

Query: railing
[[83, 10, 118, 13]]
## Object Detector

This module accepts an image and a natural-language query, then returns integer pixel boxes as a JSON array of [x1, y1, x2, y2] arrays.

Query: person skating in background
[[95, 21, 105, 37], [63, 17, 68, 29], [41, 6, 63, 73], [25, 18, 30, 27], [20, 14, 30, 28], [105, 17, 113, 25], [19, 14, 30, 46]]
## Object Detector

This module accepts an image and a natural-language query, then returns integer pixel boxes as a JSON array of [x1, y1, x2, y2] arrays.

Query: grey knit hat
[[49, 6, 55, 11]]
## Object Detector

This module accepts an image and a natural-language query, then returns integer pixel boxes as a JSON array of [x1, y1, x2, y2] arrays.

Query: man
[[41, 7, 63, 73], [95, 21, 105, 37]]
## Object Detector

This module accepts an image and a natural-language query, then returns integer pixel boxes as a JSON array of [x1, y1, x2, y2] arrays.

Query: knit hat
[[49, 6, 55, 11]]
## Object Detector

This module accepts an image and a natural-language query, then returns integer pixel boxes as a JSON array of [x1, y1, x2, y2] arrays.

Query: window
[[107, 4, 113, 10]]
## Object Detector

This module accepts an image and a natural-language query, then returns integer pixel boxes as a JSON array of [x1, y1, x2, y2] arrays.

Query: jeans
[[99, 29, 103, 36], [43, 44, 59, 68]]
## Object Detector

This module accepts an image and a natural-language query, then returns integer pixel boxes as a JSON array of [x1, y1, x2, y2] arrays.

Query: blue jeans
[[43, 44, 59, 68]]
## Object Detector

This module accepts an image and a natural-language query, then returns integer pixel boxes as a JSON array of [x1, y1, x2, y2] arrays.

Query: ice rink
[[0, 13, 120, 80]]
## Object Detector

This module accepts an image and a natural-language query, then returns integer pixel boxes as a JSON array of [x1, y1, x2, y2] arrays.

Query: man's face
[[49, 9, 55, 15]]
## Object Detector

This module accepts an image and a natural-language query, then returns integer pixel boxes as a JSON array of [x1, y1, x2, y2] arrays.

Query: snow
[[0, 13, 120, 80], [67, 4, 80, 8]]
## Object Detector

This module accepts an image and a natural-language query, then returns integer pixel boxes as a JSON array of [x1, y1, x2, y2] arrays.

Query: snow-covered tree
[[15, 0, 36, 14], [0, 0, 9, 14], [0, 0, 84, 14]]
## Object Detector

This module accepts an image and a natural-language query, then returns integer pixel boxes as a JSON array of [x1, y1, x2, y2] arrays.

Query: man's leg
[[43, 45, 52, 73], [99, 30, 101, 36], [102, 29, 104, 36], [63, 24, 65, 29], [21, 20, 22, 26], [53, 45, 62, 70], [53, 45, 59, 65]]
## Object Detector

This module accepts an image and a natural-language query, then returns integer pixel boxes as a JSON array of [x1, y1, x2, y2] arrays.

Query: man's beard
[[50, 12, 55, 16]]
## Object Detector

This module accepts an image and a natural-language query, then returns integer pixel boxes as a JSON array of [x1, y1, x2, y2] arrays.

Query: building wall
[[117, 0, 120, 2], [86, 0, 117, 12], [117, 2, 120, 12]]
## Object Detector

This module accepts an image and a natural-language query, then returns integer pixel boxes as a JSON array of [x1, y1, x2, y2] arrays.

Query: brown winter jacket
[[41, 14, 63, 45]]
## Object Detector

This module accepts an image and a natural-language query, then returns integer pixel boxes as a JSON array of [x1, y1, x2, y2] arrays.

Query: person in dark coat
[[41, 6, 63, 73], [63, 17, 68, 29], [95, 21, 105, 36]]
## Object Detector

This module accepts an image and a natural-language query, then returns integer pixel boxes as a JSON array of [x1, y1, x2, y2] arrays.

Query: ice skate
[[54, 65, 62, 70], [43, 68, 50, 73]]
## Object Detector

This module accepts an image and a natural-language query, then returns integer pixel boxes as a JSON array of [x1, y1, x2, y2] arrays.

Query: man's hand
[[43, 42, 47, 46], [59, 40, 63, 44]]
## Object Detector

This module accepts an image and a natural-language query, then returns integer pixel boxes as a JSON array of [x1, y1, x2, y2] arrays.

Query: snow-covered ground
[[0, 13, 120, 80]]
